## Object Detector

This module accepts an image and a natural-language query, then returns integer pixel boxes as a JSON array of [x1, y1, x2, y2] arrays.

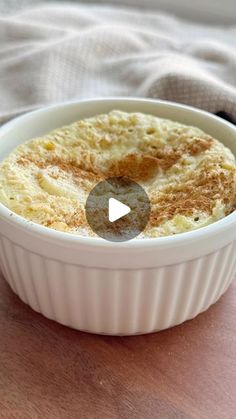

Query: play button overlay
[[85, 177, 150, 242], [108, 198, 131, 222]]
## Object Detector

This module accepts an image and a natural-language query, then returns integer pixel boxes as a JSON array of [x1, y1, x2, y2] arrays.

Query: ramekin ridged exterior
[[0, 236, 236, 335], [0, 98, 236, 335]]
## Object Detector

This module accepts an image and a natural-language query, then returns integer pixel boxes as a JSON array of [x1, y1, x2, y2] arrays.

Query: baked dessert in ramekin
[[1, 110, 235, 238], [0, 98, 236, 335]]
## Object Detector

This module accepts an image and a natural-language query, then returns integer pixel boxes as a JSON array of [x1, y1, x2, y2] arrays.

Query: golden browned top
[[0, 110, 235, 237]]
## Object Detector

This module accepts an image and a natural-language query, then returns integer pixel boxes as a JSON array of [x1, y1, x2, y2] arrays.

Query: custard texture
[[0, 110, 235, 237]]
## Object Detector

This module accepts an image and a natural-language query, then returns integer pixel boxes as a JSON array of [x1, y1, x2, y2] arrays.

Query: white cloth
[[0, 2, 236, 125]]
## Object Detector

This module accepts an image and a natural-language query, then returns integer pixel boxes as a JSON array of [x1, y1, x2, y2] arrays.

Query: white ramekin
[[0, 98, 236, 335]]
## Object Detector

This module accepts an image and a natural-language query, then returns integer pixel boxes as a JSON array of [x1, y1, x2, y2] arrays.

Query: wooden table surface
[[0, 272, 235, 419]]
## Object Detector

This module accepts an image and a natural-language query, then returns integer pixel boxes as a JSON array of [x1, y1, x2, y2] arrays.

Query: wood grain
[[0, 272, 235, 419]]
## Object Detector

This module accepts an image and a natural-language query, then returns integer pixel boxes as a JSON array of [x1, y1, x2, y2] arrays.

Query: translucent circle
[[85, 177, 151, 242]]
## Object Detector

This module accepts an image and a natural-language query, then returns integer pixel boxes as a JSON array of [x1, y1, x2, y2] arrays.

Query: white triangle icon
[[108, 198, 131, 223]]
